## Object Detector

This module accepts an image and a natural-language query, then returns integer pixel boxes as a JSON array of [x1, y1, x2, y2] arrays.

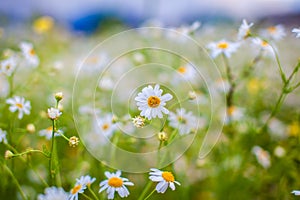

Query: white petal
[[169, 182, 175, 190]]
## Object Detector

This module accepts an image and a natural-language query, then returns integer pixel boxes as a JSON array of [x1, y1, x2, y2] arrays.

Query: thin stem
[[291, 81, 300, 90], [270, 44, 286, 83], [241, 50, 262, 79], [88, 186, 99, 200], [49, 119, 55, 185], [3, 163, 27, 199], [81, 192, 94, 200], [137, 181, 153, 200], [222, 53, 235, 110], [144, 188, 156, 200], [12, 149, 49, 158]]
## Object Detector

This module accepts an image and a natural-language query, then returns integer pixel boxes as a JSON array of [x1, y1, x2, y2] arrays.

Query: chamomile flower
[[38, 187, 69, 200], [76, 175, 96, 187], [39, 126, 62, 140], [132, 115, 146, 128], [0, 129, 7, 143], [175, 63, 197, 83], [149, 168, 181, 193], [252, 37, 273, 52], [262, 25, 286, 41], [168, 108, 198, 135], [206, 39, 240, 58], [0, 56, 17, 76], [135, 84, 173, 120], [97, 113, 118, 138], [6, 96, 31, 119], [19, 42, 39, 67], [237, 19, 253, 40], [291, 190, 300, 196], [252, 146, 271, 169], [69, 177, 87, 200], [292, 28, 300, 38], [99, 170, 134, 199], [47, 107, 62, 120]]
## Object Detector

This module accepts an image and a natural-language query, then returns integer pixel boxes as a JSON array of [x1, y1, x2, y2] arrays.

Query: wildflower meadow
[[0, 17, 300, 200]]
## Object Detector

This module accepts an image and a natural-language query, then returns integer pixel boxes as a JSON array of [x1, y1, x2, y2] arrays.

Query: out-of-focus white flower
[[99, 170, 134, 200], [83, 52, 108, 73], [174, 63, 197, 83], [207, 39, 240, 58], [262, 25, 286, 41], [268, 118, 287, 140], [6, 96, 31, 119], [98, 76, 114, 91], [47, 107, 62, 120], [214, 78, 230, 93], [273, 146, 286, 158], [0, 56, 17, 76], [252, 146, 271, 169], [135, 84, 173, 120], [76, 175, 96, 187], [292, 190, 300, 196], [0, 128, 7, 143], [292, 28, 300, 38], [39, 126, 62, 140], [252, 37, 274, 53], [97, 113, 118, 138], [226, 106, 244, 123], [38, 186, 69, 200], [238, 19, 253, 40], [168, 108, 198, 135], [132, 52, 145, 64], [69, 177, 87, 200], [149, 168, 181, 193], [19, 42, 39, 67]]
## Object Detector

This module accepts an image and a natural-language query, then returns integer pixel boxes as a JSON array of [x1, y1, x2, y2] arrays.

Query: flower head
[[38, 186, 69, 200], [47, 107, 62, 120], [149, 168, 180, 193], [0, 129, 8, 143], [69, 136, 79, 147], [99, 170, 134, 199], [19, 42, 39, 67], [97, 113, 118, 138], [168, 108, 198, 135], [238, 19, 253, 40], [33, 16, 54, 34], [0, 56, 17, 76], [39, 126, 62, 140], [69, 177, 87, 200], [132, 115, 146, 128], [4, 150, 14, 160], [6, 96, 31, 119], [76, 175, 96, 187], [54, 92, 63, 102], [252, 37, 273, 52], [207, 39, 240, 58], [135, 84, 173, 120], [292, 190, 300, 196], [263, 25, 286, 41], [292, 28, 300, 38], [252, 146, 271, 169], [158, 131, 168, 141]]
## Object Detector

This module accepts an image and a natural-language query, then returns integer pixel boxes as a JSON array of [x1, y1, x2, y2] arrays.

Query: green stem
[[12, 149, 49, 158], [8, 74, 14, 97], [137, 181, 153, 200], [222, 53, 235, 111], [81, 192, 94, 200], [3, 163, 27, 200], [270, 44, 286, 83], [49, 120, 55, 185], [144, 188, 156, 200], [88, 186, 99, 200]]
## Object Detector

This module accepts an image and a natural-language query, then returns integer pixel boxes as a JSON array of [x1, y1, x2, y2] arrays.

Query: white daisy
[[292, 28, 300, 38], [149, 168, 181, 193], [6, 96, 31, 119], [252, 146, 271, 169], [0, 128, 7, 143], [206, 39, 240, 58], [263, 25, 286, 41], [0, 56, 17, 76], [38, 186, 69, 200], [47, 107, 62, 120], [135, 84, 173, 120], [99, 170, 134, 199], [174, 63, 197, 83], [237, 19, 253, 40], [76, 175, 96, 187], [291, 190, 300, 196], [97, 113, 118, 138], [69, 177, 87, 200], [252, 37, 273, 52], [225, 106, 244, 123], [168, 108, 198, 135], [39, 126, 62, 140], [19, 42, 39, 67]]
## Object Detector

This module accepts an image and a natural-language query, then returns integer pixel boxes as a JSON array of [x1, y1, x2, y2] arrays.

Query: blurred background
[[1, 0, 300, 33]]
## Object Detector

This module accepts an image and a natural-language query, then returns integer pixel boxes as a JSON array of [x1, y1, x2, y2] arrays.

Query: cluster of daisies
[[38, 168, 180, 200]]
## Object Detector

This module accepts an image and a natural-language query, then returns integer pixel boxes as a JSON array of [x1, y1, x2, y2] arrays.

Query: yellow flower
[[247, 78, 261, 94], [288, 121, 300, 136], [33, 16, 54, 34]]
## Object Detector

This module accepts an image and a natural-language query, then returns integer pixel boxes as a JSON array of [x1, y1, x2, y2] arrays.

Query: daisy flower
[[0, 128, 7, 143], [292, 28, 300, 38], [135, 84, 173, 120], [97, 113, 118, 138], [149, 168, 180, 193], [39, 126, 62, 140], [206, 39, 240, 58], [47, 107, 62, 120], [132, 115, 146, 128], [262, 25, 286, 41], [69, 177, 87, 200], [0, 56, 17, 76], [174, 63, 197, 83], [75, 175, 96, 188], [38, 186, 69, 200], [99, 170, 134, 199], [252, 37, 273, 52], [252, 146, 271, 169], [237, 19, 253, 40], [291, 190, 300, 196], [168, 108, 198, 135], [19, 42, 39, 67], [6, 96, 31, 119]]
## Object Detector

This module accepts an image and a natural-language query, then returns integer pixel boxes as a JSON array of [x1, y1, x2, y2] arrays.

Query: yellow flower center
[[108, 177, 123, 187], [227, 106, 235, 116], [261, 41, 268, 47], [5, 65, 11, 70], [162, 171, 175, 182], [46, 126, 53, 131], [268, 26, 277, 33], [178, 116, 187, 124], [288, 121, 300, 136], [217, 42, 228, 49], [16, 103, 23, 109], [71, 184, 82, 194], [177, 66, 186, 74], [147, 96, 161, 108], [102, 123, 110, 130], [30, 49, 35, 56]]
